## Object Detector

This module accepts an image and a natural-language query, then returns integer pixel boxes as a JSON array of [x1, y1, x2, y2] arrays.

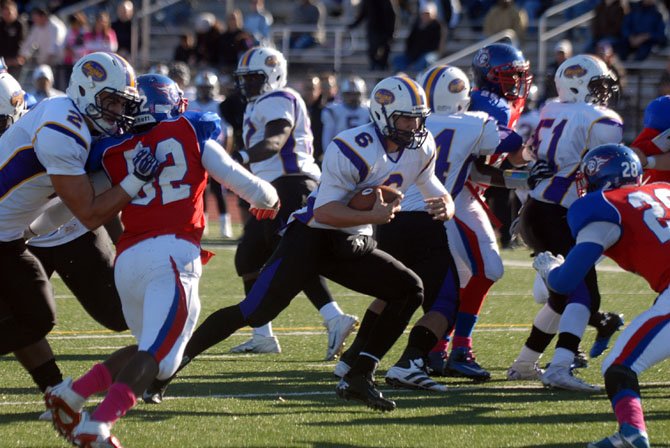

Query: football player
[[0, 52, 157, 396], [630, 95, 670, 183], [200, 47, 357, 359], [44, 73, 280, 447], [508, 54, 623, 390], [534, 144, 657, 448], [320, 75, 370, 150], [141, 75, 453, 412]]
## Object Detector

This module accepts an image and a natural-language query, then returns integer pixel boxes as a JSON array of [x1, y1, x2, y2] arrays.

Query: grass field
[[1, 235, 669, 448]]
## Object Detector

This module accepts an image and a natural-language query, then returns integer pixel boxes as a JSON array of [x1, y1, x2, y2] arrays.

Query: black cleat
[[590, 312, 625, 358], [142, 356, 190, 404], [335, 372, 396, 412]]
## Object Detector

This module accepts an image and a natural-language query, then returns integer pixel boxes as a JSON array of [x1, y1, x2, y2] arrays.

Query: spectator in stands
[[543, 39, 572, 100], [462, 0, 495, 31], [62, 12, 87, 79], [83, 11, 117, 54], [301, 74, 325, 161], [219, 9, 254, 69], [589, 0, 628, 53], [195, 12, 224, 67], [29, 64, 64, 102], [619, 0, 667, 61], [169, 61, 196, 103], [392, 2, 442, 72], [483, 0, 528, 42], [244, 0, 273, 46], [657, 57, 670, 95], [319, 71, 338, 104], [112, 1, 134, 58], [18, 6, 66, 67], [596, 40, 627, 93], [174, 33, 197, 65], [0, 0, 27, 78], [290, 0, 326, 49], [349, 0, 397, 71]]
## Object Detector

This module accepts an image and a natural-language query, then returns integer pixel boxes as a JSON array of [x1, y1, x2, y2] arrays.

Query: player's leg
[[31, 228, 127, 332], [446, 192, 504, 381], [588, 290, 670, 448]]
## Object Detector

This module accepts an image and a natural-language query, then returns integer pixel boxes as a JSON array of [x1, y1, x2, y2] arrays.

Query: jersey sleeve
[[476, 116, 502, 156], [34, 122, 89, 176], [314, 138, 362, 208], [491, 124, 522, 155], [256, 93, 296, 127], [643, 95, 670, 131], [183, 111, 222, 147], [567, 192, 621, 237], [469, 90, 511, 125], [586, 114, 623, 148]]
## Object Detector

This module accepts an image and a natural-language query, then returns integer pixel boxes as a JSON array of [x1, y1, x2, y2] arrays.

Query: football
[[347, 185, 403, 211]]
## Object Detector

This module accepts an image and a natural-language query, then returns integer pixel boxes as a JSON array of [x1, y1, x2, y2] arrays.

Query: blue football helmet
[[643, 95, 670, 131], [471, 43, 532, 100], [577, 144, 642, 195], [134, 74, 186, 131]]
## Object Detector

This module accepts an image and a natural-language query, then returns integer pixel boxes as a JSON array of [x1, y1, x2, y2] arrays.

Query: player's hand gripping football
[[250, 200, 281, 220], [369, 188, 401, 224], [532, 251, 565, 282], [132, 146, 160, 182], [425, 194, 454, 221]]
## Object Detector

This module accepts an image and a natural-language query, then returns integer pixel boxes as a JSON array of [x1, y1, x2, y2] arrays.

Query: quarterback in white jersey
[[320, 76, 370, 150], [509, 54, 624, 391]]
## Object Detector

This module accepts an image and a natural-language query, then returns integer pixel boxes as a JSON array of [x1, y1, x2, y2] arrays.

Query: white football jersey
[[0, 96, 92, 241], [321, 101, 370, 150], [243, 87, 321, 182], [530, 101, 623, 208], [291, 122, 443, 235], [401, 112, 500, 211], [187, 98, 222, 115]]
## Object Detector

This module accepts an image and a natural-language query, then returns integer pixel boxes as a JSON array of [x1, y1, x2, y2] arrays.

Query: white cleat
[[44, 377, 86, 441], [333, 360, 351, 378], [506, 360, 545, 381], [385, 358, 447, 392], [324, 314, 359, 361], [541, 364, 601, 392], [229, 334, 281, 354]]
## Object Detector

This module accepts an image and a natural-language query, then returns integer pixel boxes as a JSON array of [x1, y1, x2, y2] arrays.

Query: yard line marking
[[4, 381, 670, 407]]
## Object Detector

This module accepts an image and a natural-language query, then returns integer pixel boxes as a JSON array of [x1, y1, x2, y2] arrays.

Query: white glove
[[532, 251, 565, 282]]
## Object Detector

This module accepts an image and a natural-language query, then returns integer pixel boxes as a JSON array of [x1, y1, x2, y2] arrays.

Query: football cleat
[[588, 423, 650, 448], [573, 349, 589, 369], [333, 359, 351, 378], [324, 314, 359, 361], [541, 364, 601, 392], [38, 410, 52, 422], [44, 377, 86, 440], [590, 313, 625, 358], [506, 360, 544, 381], [335, 372, 396, 412], [229, 334, 281, 354], [142, 355, 191, 405], [426, 351, 448, 376], [385, 358, 447, 392], [445, 347, 491, 381], [72, 413, 122, 448]]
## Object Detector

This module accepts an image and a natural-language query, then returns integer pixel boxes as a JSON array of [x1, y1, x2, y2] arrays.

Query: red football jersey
[[631, 128, 670, 184], [100, 116, 208, 254], [603, 183, 670, 292]]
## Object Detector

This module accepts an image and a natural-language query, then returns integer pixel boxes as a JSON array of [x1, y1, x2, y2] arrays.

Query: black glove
[[527, 160, 554, 190]]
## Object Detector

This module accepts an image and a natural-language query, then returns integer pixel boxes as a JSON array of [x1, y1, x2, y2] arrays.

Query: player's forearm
[[546, 242, 603, 294], [314, 201, 378, 227], [245, 136, 287, 163]]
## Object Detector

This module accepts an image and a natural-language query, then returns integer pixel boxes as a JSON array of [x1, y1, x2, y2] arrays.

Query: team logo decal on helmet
[[81, 60, 107, 82], [10, 90, 24, 107], [374, 89, 395, 105], [562, 64, 588, 79], [265, 55, 278, 67], [474, 49, 490, 67], [583, 155, 613, 177], [448, 78, 466, 93]]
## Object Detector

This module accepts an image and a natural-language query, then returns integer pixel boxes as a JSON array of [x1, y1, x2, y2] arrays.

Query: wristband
[[646, 156, 657, 169], [120, 174, 146, 197]]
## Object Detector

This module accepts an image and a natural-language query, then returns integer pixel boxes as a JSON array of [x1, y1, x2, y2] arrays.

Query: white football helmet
[[0, 72, 25, 135], [340, 76, 367, 109], [234, 46, 287, 101], [66, 52, 140, 135], [194, 70, 219, 101], [418, 65, 471, 114], [555, 54, 619, 105], [369, 75, 430, 150]]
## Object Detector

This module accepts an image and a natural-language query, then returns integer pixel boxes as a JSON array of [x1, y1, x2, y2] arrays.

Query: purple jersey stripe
[[333, 138, 369, 181], [0, 147, 46, 199]]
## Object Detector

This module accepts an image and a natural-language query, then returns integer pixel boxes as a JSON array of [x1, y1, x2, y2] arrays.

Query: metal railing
[[55, 0, 107, 20], [537, 0, 594, 79], [270, 25, 358, 73], [433, 29, 519, 67], [130, 0, 184, 68]]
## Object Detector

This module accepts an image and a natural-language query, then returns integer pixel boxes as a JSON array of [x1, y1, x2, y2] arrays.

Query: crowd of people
[[2, 1, 670, 448]]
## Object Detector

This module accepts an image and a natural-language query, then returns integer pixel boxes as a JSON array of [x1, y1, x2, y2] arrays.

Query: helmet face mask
[[555, 54, 618, 106], [487, 60, 532, 100], [472, 43, 532, 101], [235, 47, 287, 101], [66, 52, 140, 135], [370, 76, 430, 150], [577, 144, 642, 196]]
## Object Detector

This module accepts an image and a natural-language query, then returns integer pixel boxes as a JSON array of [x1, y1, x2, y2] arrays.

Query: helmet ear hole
[[79, 85, 85, 96]]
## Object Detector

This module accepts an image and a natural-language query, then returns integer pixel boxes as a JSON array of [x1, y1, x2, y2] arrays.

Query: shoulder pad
[[183, 110, 222, 142], [567, 192, 620, 238]]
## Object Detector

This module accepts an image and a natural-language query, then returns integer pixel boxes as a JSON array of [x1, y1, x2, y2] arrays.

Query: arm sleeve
[[201, 139, 278, 209], [314, 140, 360, 207], [476, 117, 502, 155], [34, 125, 88, 175], [586, 116, 624, 148], [257, 95, 296, 127], [546, 238, 609, 295]]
